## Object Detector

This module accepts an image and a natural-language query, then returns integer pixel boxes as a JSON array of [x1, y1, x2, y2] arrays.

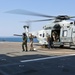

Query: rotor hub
[[56, 15, 70, 20]]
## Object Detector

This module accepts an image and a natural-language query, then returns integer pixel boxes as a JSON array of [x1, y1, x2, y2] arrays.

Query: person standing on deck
[[29, 33, 34, 51], [22, 33, 28, 52], [47, 35, 52, 49]]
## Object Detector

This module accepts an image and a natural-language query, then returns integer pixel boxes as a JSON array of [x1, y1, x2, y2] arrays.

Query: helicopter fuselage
[[35, 20, 75, 48]]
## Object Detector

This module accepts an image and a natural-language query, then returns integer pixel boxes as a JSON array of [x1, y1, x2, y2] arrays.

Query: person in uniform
[[47, 35, 52, 49], [22, 33, 28, 52], [29, 33, 34, 51]]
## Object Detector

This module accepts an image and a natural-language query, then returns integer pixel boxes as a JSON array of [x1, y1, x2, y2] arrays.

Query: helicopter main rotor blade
[[69, 16, 75, 18], [14, 34, 22, 36], [5, 9, 55, 18], [23, 19, 53, 23]]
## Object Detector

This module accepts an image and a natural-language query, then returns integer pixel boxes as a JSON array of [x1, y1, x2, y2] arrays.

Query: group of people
[[22, 33, 34, 52], [47, 31, 59, 49], [22, 32, 56, 51], [47, 32, 57, 49]]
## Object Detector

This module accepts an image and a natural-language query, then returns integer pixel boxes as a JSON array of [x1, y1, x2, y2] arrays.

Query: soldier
[[47, 35, 52, 49], [22, 33, 28, 52], [29, 33, 34, 51]]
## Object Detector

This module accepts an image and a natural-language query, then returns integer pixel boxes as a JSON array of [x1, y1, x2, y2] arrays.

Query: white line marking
[[21, 54, 75, 63]]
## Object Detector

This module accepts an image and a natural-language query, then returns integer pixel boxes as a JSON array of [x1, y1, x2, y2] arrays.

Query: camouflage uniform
[[29, 34, 34, 51], [22, 33, 28, 51]]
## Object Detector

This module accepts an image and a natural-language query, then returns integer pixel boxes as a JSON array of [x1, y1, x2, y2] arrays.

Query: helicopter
[[6, 9, 75, 48]]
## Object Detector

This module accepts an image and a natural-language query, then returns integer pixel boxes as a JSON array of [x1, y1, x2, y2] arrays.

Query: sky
[[0, 0, 75, 37]]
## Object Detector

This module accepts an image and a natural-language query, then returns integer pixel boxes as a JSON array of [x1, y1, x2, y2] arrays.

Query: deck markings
[[21, 54, 75, 63]]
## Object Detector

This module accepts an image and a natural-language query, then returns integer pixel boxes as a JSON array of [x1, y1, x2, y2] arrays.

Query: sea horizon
[[0, 37, 39, 43]]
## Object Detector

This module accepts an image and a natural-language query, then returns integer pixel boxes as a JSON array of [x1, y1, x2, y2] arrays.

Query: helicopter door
[[60, 26, 72, 43]]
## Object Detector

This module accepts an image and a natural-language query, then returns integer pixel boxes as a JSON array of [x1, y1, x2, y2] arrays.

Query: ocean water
[[0, 37, 39, 43]]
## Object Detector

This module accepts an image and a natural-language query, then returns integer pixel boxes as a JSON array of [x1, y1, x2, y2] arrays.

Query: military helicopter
[[6, 9, 75, 48]]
